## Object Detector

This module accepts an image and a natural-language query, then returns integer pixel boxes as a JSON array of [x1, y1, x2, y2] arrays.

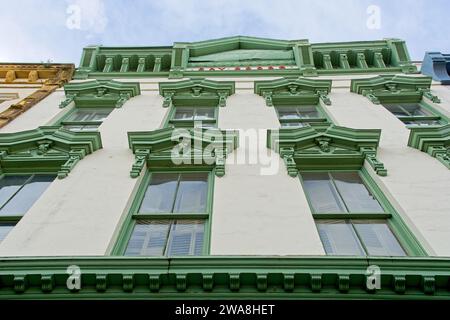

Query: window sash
[[301, 171, 385, 214], [0, 175, 54, 217], [65, 108, 113, 122], [124, 219, 205, 256], [316, 219, 407, 257]]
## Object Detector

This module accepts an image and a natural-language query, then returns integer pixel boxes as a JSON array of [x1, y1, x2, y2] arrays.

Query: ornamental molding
[[0, 126, 102, 178], [408, 124, 450, 169], [254, 77, 332, 106], [59, 80, 141, 108], [267, 123, 386, 177], [350, 75, 440, 104], [421, 52, 450, 85], [74, 37, 418, 79], [0, 63, 74, 128], [158, 78, 235, 108], [127, 127, 239, 178], [0, 256, 449, 298]]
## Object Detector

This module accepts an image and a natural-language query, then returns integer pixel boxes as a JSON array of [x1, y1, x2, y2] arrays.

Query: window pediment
[[59, 80, 141, 108], [128, 127, 239, 178], [0, 126, 102, 178], [254, 77, 332, 106], [267, 123, 386, 176], [351, 75, 440, 104]]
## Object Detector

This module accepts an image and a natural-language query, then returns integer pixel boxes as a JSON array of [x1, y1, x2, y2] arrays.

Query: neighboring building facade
[[0, 36, 449, 299]]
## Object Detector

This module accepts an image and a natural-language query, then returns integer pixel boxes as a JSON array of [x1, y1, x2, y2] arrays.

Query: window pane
[[194, 108, 214, 120], [64, 124, 100, 131], [124, 220, 170, 256], [331, 172, 384, 213], [0, 223, 15, 242], [67, 108, 112, 122], [301, 172, 346, 213], [139, 173, 178, 213], [401, 104, 430, 116], [316, 220, 365, 255], [383, 104, 409, 117], [403, 119, 442, 126], [281, 122, 307, 128], [354, 221, 406, 256], [277, 107, 300, 120], [0, 175, 54, 216], [0, 175, 30, 208], [166, 220, 205, 256], [174, 108, 194, 120], [173, 173, 208, 213], [297, 105, 320, 118]]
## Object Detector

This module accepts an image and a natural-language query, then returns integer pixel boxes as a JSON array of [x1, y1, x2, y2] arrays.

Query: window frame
[[112, 168, 215, 256], [299, 168, 426, 256], [275, 102, 330, 128], [382, 100, 447, 127], [163, 104, 219, 129], [54, 106, 115, 132]]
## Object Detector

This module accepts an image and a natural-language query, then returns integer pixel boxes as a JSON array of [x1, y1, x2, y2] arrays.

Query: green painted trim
[[267, 124, 387, 177], [408, 124, 450, 169], [163, 105, 219, 129], [127, 127, 239, 178], [60, 80, 141, 108], [111, 170, 215, 257], [0, 126, 102, 179], [159, 78, 235, 108], [350, 75, 439, 105], [254, 77, 332, 106], [74, 37, 418, 79], [2, 255, 450, 299]]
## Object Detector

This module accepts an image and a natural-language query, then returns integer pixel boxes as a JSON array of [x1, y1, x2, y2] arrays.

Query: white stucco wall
[[0, 75, 449, 257]]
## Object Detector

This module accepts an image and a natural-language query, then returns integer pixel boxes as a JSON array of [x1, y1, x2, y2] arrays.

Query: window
[[60, 108, 113, 131], [382, 103, 444, 126], [120, 172, 211, 256], [0, 174, 54, 243], [275, 104, 328, 128], [300, 170, 423, 256], [316, 220, 406, 256], [167, 106, 217, 129]]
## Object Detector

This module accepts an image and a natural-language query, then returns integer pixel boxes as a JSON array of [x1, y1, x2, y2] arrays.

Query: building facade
[[0, 36, 449, 299]]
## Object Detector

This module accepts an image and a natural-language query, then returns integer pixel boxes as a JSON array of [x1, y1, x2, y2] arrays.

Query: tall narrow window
[[275, 104, 328, 128], [122, 172, 210, 256], [300, 170, 421, 256], [382, 103, 444, 126], [0, 174, 54, 243], [61, 108, 113, 131], [167, 106, 217, 129]]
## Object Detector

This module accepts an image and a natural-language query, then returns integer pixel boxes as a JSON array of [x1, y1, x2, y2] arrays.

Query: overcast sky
[[1, 0, 449, 65]]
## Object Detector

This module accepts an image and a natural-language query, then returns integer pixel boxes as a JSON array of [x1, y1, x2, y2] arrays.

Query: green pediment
[[159, 78, 235, 107], [408, 124, 450, 169], [128, 127, 239, 178], [0, 126, 102, 178], [267, 123, 386, 176], [60, 80, 141, 108], [350, 75, 439, 104], [254, 77, 332, 106]]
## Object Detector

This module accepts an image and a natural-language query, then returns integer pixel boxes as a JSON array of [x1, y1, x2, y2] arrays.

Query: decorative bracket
[[361, 147, 388, 176], [130, 148, 151, 178], [59, 94, 77, 108], [418, 88, 441, 103], [262, 91, 273, 107], [280, 147, 298, 177]]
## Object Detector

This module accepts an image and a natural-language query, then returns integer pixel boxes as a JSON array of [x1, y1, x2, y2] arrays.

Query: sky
[[1, 0, 449, 66]]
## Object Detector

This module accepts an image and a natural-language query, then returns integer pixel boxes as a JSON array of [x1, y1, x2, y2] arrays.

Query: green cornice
[[158, 78, 235, 108], [74, 37, 418, 79], [1, 256, 450, 299], [350, 75, 439, 104], [127, 127, 239, 178], [254, 77, 332, 106], [408, 124, 450, 169], [59, 80, 141, 108], [0, 126, 102, 178], [267, 123, 387, 176]]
